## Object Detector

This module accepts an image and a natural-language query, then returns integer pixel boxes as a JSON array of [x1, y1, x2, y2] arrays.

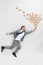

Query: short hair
[[21, 25, 25, 29]]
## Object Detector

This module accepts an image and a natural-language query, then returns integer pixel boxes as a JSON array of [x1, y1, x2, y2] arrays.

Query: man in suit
[[1, 25, 37, 57]]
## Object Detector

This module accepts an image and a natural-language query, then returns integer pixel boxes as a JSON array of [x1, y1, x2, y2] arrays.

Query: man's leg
[[12, 41, 21, 57], [15, 43, 21, 53], [1, 40, 17, 52]]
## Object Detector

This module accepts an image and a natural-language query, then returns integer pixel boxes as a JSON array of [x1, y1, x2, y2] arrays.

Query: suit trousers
[[5, 40, 21, 53]]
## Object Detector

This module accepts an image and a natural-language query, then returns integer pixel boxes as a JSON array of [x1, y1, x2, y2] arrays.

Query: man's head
[[21, 25, 26, 32]]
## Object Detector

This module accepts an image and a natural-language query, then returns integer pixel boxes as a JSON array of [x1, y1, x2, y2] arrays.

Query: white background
[[0, 0, 43, 65]]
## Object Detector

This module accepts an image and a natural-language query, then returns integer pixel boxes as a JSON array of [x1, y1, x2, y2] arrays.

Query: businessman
[[1, 25, 37, 57]]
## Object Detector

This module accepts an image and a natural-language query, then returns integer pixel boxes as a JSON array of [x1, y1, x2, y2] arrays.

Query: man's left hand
[[34, 26, 37, 31]]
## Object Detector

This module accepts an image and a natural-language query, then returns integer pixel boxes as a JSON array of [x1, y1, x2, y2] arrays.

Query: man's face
[[22, 27, 26, 32]]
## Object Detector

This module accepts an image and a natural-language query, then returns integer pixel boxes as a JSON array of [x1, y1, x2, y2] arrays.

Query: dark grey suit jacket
[[9, 29, 34, 41]]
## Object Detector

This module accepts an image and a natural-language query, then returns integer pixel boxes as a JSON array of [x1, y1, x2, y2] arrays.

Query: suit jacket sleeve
[[26, 29, 35, 34], [9, 29, 20, 34]]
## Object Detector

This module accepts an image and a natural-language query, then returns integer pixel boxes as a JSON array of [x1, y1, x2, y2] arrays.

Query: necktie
[[16, 31, 23, 36]]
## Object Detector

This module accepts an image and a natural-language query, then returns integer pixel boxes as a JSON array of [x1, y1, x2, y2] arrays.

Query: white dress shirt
[[15, 30, 25, 41]]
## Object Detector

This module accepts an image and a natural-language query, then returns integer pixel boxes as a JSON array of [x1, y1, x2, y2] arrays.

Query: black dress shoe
[[1, 46, 5, 52], [12, 52, 17, 57]]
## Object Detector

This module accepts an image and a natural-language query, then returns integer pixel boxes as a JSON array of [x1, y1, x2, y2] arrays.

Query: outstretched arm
[[6, 29, 20, 35], [6, 31, 15, 35], [26, 26, 37, 34]]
